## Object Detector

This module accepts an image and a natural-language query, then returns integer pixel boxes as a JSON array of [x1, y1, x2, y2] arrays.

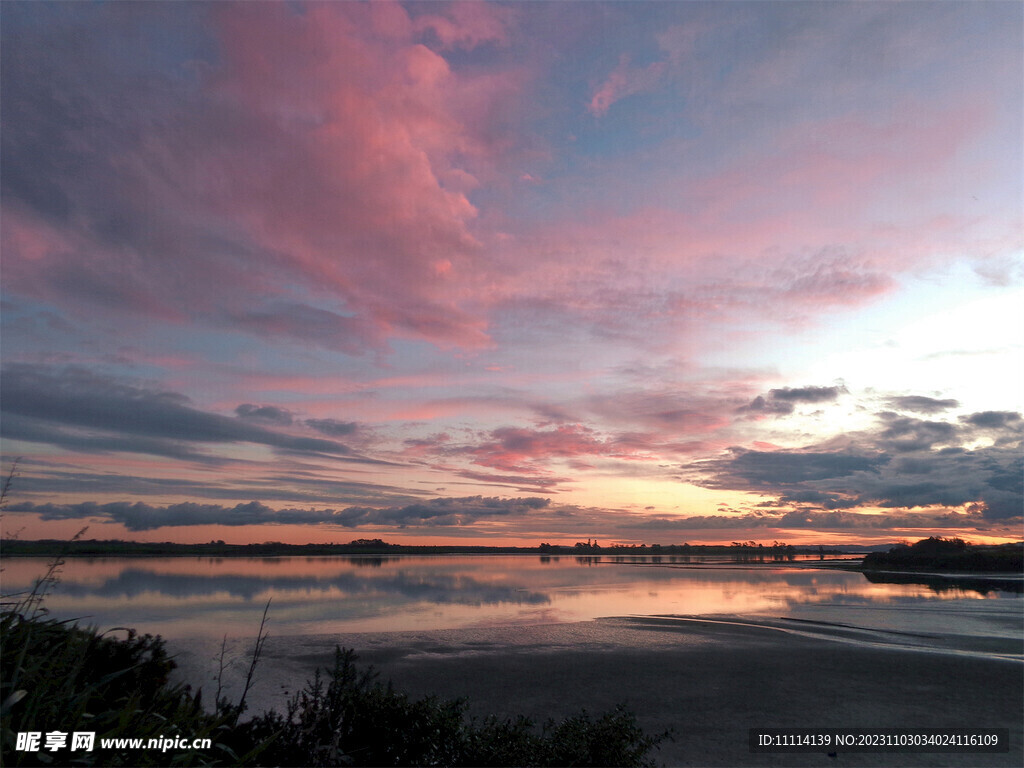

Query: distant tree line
[[3, 537, 850, 558], [862, 537, 1023, 573]]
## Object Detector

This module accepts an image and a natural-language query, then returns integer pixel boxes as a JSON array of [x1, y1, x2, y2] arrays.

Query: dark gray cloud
[[306, 418, 358, 437], [737, 395, 795, 416], [769, 386, 845, 403], [530, 402, 578, 425], [875, 413, 958, 452], [701, 448, 885, 486], [5, 495, 552, 531], [1, 365, 363, 461], [338, 496, 551, 528], [1, 411, 220, 464], [693, 409, 1023, 522], [13, 500, 308, 530], [884, 395, 959, 414], [235, 404, 294, 426], [6, 461, 421, 508], [963, 411, 1023, 430], [404, 433, 452, 450], [226, 304, 381, 356], [737, 385, 844, 417], [0, 3, 267, 324]]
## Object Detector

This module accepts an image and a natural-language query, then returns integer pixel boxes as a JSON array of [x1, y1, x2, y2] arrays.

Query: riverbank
[[170, 614, 1023, 767]]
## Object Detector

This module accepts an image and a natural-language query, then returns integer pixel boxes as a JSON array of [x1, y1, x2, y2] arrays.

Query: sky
[[1, 1, 1022, 547]]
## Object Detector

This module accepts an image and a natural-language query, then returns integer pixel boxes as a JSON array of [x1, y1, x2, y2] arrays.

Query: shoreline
[[170, 614, 1023, 767]]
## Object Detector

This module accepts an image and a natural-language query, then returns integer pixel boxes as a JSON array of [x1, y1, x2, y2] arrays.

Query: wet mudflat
[[172, 614, 1023, 767]]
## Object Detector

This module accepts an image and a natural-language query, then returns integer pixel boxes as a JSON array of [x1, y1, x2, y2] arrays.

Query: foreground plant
[[0, 610, 238, 766], [237, 646, 667, 767], [2, 612, 665, 767]]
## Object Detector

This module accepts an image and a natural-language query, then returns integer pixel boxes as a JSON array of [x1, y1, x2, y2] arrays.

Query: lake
[[4, 554, 1020, 643]]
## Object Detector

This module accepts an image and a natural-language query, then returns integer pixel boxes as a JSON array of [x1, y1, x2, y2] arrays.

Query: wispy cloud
[[0, 365, 372, 463], [7, 496, 551, 531]]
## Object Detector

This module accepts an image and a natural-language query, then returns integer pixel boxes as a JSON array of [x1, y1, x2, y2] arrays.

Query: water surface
[[4, 554, 1019, 641]]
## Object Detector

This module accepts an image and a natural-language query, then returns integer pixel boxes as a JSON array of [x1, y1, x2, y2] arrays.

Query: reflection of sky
[[4, 556, 1019, 639]]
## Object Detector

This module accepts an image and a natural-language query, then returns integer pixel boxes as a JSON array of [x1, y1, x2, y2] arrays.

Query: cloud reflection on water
[[4, 555, 1018, 638]]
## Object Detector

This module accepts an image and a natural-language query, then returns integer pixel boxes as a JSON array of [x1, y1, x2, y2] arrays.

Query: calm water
[[3, 555, 1020, 641]]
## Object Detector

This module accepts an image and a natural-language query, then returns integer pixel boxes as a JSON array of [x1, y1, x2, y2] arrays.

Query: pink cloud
[[589, 54, 666, 116], [0, 209, 192, 325], [3, 2, 526, 354], [202, 3, 547, 350], [449, 467, 566, 494], [412, 1, 511, 51], [425, 418, 728, 482], [475, 89, 1003, 351], [588, 22, 701, 117], [13, 3, 993, 363], [203, 4, 489, 337], [469, 425, 612, 473]]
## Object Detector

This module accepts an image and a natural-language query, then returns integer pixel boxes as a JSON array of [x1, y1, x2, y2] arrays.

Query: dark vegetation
[[862, 537, 1024, 573], [1, 537, 843, 558], [1, 610, 233, 766], [1, 610, 665, 766], [237, 648, 664, 768]]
